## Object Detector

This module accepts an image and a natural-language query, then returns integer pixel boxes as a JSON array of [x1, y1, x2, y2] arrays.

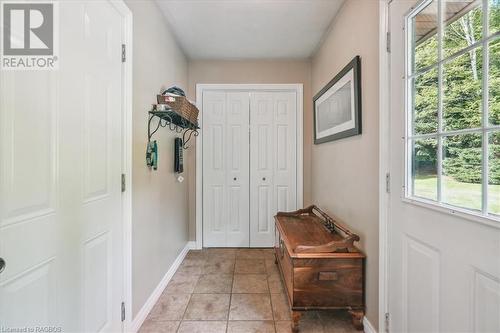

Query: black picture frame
[[313, 56, 362, 144]]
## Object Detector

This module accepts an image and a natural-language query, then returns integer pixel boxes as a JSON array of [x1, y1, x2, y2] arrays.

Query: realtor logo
[[1, 1, 59, 70]]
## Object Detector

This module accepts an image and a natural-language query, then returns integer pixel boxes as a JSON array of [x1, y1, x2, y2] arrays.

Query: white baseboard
[[363, 316, 377, 333], [131, 242, 192, 332]]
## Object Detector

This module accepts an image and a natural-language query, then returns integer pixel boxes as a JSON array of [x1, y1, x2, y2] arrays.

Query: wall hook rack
[[182, 127, 199, 149], [147, 110, 199, 149]]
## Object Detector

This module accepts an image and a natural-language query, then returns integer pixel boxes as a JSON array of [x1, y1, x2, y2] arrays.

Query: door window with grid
[[406, 0, 500, 219]]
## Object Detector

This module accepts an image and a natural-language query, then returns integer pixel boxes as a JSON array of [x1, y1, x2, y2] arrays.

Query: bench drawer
[[293, 258, 363, 308]]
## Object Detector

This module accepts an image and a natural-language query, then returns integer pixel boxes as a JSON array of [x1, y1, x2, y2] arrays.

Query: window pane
[[412, 1, 438, 73], [412, 138, 438, 200], [489, 0, 500, 36], [413, 69, 439, 134], [443, 47, 483, 131], [442, 133, 483, 211], [489, 38, 500, 126], [489, 131, 500, 215], [443, 1, 483, 58]]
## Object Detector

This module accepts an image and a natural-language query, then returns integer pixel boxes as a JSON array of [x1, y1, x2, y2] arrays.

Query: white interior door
[[203, 91, 250, 247], [250, 91, 297, 247], [388, 1, 500, 332], [0, 2, 125, 331]]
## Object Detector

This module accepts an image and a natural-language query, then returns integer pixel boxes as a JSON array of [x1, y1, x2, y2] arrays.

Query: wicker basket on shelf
[[157, 95, 199, 126]]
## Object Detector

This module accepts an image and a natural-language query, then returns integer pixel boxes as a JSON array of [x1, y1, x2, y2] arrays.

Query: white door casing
[[0, 1, 129, 331], [388, 2, 500, 332], [199, 84, 303, 248], [249, 91, 297, 247], [203, 91, 250, 247]]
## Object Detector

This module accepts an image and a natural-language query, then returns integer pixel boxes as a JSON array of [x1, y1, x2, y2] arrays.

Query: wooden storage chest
[[274, 205, 365, 332]]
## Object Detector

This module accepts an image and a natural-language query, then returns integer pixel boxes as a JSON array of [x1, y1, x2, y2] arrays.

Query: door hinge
[[386, 32, 391, 53], [385, 172, 391, 193], [122, 44, 126, 62], [121, 174, 126, 192], [121, 302, 126, 322], [385, 312, 390, 332]]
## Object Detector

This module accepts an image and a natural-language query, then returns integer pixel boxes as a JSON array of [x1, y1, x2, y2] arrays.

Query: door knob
[[0, 257, 5, 274], [233, 177, 237, 181], [262, 177, 266, 181]]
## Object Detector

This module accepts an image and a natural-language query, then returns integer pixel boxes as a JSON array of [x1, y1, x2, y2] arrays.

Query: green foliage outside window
[[413, 4, 500, 185]]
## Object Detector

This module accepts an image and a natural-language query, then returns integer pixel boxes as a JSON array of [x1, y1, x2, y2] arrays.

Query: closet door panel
[[274, 92, 297, 214], [225, 92, 250, 247], [203, 91, 227, 247], [250, 92, 297, 247], [250, 93, 274, 247]]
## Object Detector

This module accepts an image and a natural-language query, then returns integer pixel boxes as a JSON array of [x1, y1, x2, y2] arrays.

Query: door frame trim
[[195, 83, 304, 249], [379, 1, 391, 332], [109, 1, 133, 331]]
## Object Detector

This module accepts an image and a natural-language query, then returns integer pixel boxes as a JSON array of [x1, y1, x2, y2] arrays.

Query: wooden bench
[[274, 205, 365, 332]]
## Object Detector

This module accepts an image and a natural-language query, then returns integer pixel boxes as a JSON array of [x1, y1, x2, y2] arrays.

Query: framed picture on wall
[[313, 56, 362, 144]]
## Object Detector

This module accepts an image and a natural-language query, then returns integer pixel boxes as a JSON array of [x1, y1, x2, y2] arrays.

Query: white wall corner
[[363, 316, 378, 333], [131, 242, 191, 332]]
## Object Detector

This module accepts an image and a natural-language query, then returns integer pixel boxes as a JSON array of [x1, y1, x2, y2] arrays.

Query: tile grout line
[[225, 257, 235, 333], [176, 249, 203, 333], [175, 252, 196, 332], [265, 253, 278, 333]]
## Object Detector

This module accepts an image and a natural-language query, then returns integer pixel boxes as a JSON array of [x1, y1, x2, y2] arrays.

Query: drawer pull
[[318, 271, 338, 281]]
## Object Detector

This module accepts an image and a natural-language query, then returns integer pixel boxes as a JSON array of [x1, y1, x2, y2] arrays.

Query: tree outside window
[[408, 0, 500, 217]]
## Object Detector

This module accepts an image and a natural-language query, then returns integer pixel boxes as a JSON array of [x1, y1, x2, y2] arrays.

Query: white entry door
[[203, 91, 250, 247], [388, 1, 500, 332], [249, 91, 297, 247], [0, 2, 125, 332], [202, 87, 299, 248]]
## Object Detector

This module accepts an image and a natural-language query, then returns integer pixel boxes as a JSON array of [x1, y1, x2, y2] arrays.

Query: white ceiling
[[156, 0, 345, 60]]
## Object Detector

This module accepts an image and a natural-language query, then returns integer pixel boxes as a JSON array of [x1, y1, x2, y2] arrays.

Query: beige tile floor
[[139, 248, 359, 333]]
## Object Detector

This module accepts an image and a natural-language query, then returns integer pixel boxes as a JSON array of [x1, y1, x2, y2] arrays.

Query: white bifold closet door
[[202, 89, 297, 248], [203, 91, 250, 247], [249, 92, 297, 247]]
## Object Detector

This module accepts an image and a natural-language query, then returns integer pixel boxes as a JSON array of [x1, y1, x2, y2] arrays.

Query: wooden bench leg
[[292, 310, 302, 332], [348, 309, 364, 331]]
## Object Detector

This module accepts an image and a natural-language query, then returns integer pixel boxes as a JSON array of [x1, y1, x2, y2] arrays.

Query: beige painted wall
[[311, 0, 380, 328], [186, 59, 312, 241], [125, 0, 189, 318]]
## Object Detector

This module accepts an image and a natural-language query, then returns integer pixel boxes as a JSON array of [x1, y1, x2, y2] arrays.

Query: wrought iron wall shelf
[[148, 110, 199, 149]]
